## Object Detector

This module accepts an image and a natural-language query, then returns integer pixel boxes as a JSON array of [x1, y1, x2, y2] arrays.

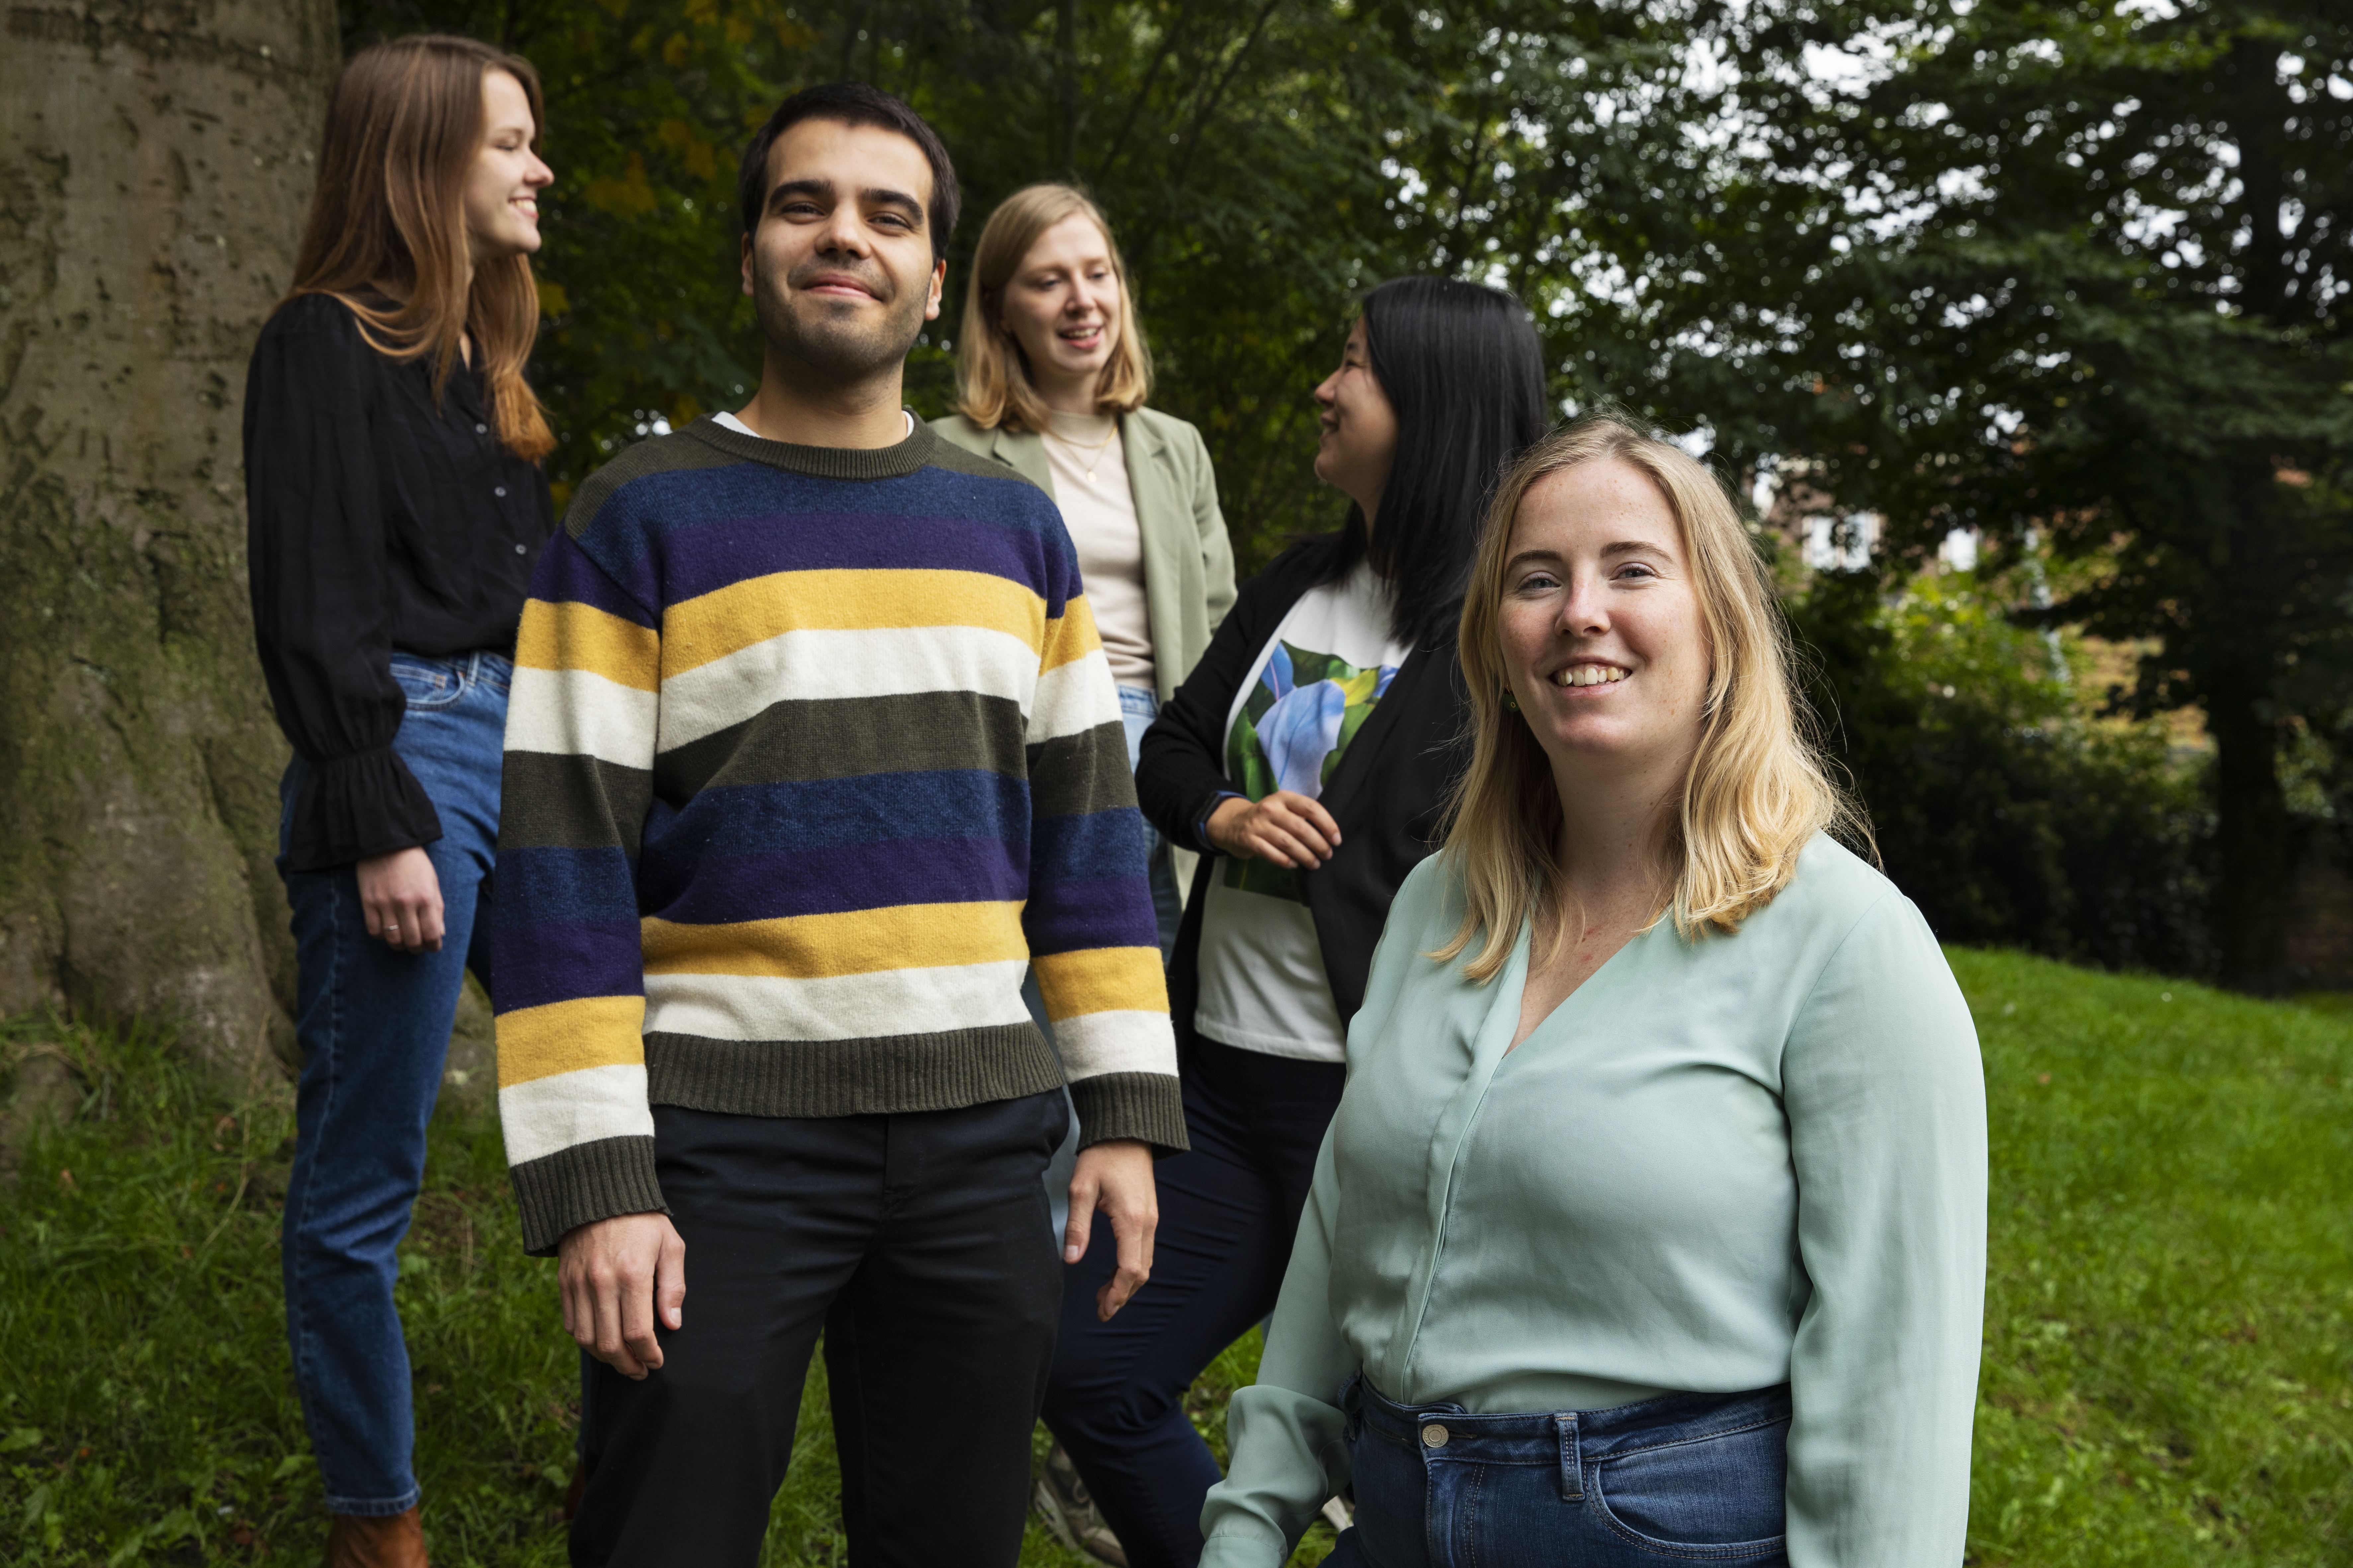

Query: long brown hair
[[955, 184, 1151, 433], [284, 34, 554, 460], [1436, 416, 1869, 981]]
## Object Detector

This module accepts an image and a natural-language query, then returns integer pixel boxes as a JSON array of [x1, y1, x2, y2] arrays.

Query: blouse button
[[1420, 1423, 1449, 1449], [514, 544, 527, 555], [475, 422, 488, 434], [494, 485, 508, 498]]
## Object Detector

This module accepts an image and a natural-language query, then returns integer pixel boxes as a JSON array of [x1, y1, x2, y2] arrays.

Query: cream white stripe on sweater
[[497, 1065, 659, 1166], [655, 624, 1106, 749], [505, 667, 660, 768], [643, 960, 1036, 1043]]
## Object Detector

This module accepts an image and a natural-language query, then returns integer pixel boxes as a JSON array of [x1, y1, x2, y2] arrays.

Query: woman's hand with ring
[[355, 845, 446, 953]]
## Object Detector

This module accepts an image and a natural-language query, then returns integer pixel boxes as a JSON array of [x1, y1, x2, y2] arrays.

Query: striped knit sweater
[[492, 417, 1183, 1254]]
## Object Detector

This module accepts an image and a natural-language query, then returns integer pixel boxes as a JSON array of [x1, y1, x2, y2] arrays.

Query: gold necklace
[[1047, 419, 1119, 484]]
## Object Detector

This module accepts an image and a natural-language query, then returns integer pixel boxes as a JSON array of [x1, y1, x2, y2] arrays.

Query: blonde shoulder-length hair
[[955, 184, 1152, 432], [1436, 416, 1868, 982]]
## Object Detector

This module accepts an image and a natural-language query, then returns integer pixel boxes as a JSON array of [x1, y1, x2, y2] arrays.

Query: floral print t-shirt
[[1195, 562, 1407, 1062]]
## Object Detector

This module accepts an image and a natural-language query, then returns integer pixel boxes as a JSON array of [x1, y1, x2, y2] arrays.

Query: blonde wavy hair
[[955, 184, 1151, 432], [1436, 416, 1868, 981]]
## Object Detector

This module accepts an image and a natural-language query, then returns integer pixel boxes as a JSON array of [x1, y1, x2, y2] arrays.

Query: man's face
[[740, 118, 946, 387]]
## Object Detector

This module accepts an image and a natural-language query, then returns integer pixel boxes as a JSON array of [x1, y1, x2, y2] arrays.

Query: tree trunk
[[0, 0, 339, 1088], [1054, 0, 1080, 175], [2210, 456, 2293, 993], [2212, 697, 2291, 994], [2201, 39, 2300, 997]]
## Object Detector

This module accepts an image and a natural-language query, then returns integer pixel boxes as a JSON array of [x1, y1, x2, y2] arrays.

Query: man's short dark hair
[[735, 83, 960, 263]]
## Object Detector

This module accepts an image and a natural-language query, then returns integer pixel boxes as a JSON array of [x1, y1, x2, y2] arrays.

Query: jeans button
[[1421, 1423, 1449, 1448]]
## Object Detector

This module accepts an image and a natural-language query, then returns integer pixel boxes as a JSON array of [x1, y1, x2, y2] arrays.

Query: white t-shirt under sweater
[[715, 410, 915, 439], [1194, 562, 1409, 1062], [1041, 411, 1154, 692]]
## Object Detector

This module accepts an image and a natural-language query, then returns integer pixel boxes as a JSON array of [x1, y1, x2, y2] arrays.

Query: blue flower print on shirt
[[1260, 681, 1349, 797], [1220, 640, 1401, 901]]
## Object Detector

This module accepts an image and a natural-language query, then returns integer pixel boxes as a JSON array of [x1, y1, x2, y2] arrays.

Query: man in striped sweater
[[492, 84, 1182, 1564]]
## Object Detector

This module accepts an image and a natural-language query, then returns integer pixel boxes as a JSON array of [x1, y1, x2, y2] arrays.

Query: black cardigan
[[1136, 540, 1473, 1058]]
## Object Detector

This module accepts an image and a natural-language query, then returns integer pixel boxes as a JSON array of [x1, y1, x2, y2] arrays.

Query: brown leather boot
[[324, 1507, 427, 1568]]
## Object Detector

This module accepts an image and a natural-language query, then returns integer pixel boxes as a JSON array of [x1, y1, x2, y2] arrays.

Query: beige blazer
[[933, 405, 1235, 907], [930, 406, 1237, 708]]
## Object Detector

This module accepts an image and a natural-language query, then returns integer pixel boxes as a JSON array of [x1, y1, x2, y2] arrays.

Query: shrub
[[1791, 569, 2215, 979]]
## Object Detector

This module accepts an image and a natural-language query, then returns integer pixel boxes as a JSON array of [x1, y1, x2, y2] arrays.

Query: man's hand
[[558, 1213, 687, 1379], [1065, 1139, 1158, 1322], [1207, 791, 1340, 869], [356, 846, 445, 953]]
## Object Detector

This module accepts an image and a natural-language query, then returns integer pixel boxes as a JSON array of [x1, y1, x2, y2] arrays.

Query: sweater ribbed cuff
[[1069, 1071, 1190, 1157], [508, 1135, 667, 1256]]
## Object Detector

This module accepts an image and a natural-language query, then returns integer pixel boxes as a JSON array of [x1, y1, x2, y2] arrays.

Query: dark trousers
[[1042, 1037, 1348, 1568], [570, 1093, 1070, 1567]]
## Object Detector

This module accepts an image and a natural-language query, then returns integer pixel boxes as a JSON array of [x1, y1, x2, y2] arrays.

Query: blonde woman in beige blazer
[[932, 184, 1235, 1565], [933, 184, 1236, 959]]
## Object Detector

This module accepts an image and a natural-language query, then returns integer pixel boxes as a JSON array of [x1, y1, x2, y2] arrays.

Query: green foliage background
[[323, 0, 2350, 980], [1795, 565, 2218, 977]]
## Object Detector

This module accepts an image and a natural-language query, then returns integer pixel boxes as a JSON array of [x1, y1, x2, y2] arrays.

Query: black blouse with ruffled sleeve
[[243, 292, 556, 872]]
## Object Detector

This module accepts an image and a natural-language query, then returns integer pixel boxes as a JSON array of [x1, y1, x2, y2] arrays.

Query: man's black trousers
[[569, 1092, 1070, 1567]]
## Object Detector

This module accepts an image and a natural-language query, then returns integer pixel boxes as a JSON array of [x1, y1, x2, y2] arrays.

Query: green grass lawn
[[0, 948, 2347, 1564]]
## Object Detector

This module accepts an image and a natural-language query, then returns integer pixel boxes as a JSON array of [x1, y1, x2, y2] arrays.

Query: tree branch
[[1133, 0, 1285, 271], [1092, 10, 1188, 188]]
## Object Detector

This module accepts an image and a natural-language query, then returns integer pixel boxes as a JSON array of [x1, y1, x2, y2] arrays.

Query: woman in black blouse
[[243, 35, 555, 1561]]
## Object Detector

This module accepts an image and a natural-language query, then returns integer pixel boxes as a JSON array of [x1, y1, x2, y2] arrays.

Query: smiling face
[[997, 211, 1122, 411], [1312, 317, 1400, 522], [461, 69, 551, 262], [740, 117, 946, 386], [1497, 458, 1713, 781]]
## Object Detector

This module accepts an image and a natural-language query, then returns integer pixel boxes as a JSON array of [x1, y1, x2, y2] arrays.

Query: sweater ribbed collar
[[682, 411, 939, 481]]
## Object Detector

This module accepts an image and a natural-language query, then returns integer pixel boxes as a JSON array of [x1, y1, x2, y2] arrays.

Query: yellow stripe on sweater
[[496, 994, 648, 1088], [664, 569, 1047, 677], [1030, 945, 1171, 1021], [642, 902, 1030, 980], [513, 598, 662, 690], [1038, 592, 1102, 674]]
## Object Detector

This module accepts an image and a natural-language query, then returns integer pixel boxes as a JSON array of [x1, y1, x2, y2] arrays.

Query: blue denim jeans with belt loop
[[276, 650, 510, 1516], [1328, 1374, 1793, 1567], [1116, 683, 1185, 960]]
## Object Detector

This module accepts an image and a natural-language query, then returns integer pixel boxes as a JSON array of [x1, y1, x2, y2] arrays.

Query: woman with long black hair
[[1037, 277, 1551, 1567], [242, 34, 555, 1564]]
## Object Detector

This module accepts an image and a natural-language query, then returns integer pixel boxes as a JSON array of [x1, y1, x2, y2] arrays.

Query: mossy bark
[[1, 1, 339, 1089]]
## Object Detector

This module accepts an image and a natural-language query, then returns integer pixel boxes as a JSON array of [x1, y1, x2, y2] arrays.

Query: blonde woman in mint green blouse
[[1200, 417, 1987, 1568]]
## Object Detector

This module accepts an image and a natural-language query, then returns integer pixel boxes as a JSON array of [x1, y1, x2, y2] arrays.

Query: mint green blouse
[[1199, 837, 1987, 1567]]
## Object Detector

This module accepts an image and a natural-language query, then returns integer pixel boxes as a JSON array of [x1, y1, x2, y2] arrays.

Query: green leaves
[[328, 1, 2345, 973]]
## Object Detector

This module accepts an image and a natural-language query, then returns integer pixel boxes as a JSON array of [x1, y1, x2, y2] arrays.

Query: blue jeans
[[1046, 1036, 1346, 1567], [276, 650, 510, 1516], [1118, 684, 1185, 960], [1329, 1376, 1792, 1567], [1036, 683, 1186, 1237]]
